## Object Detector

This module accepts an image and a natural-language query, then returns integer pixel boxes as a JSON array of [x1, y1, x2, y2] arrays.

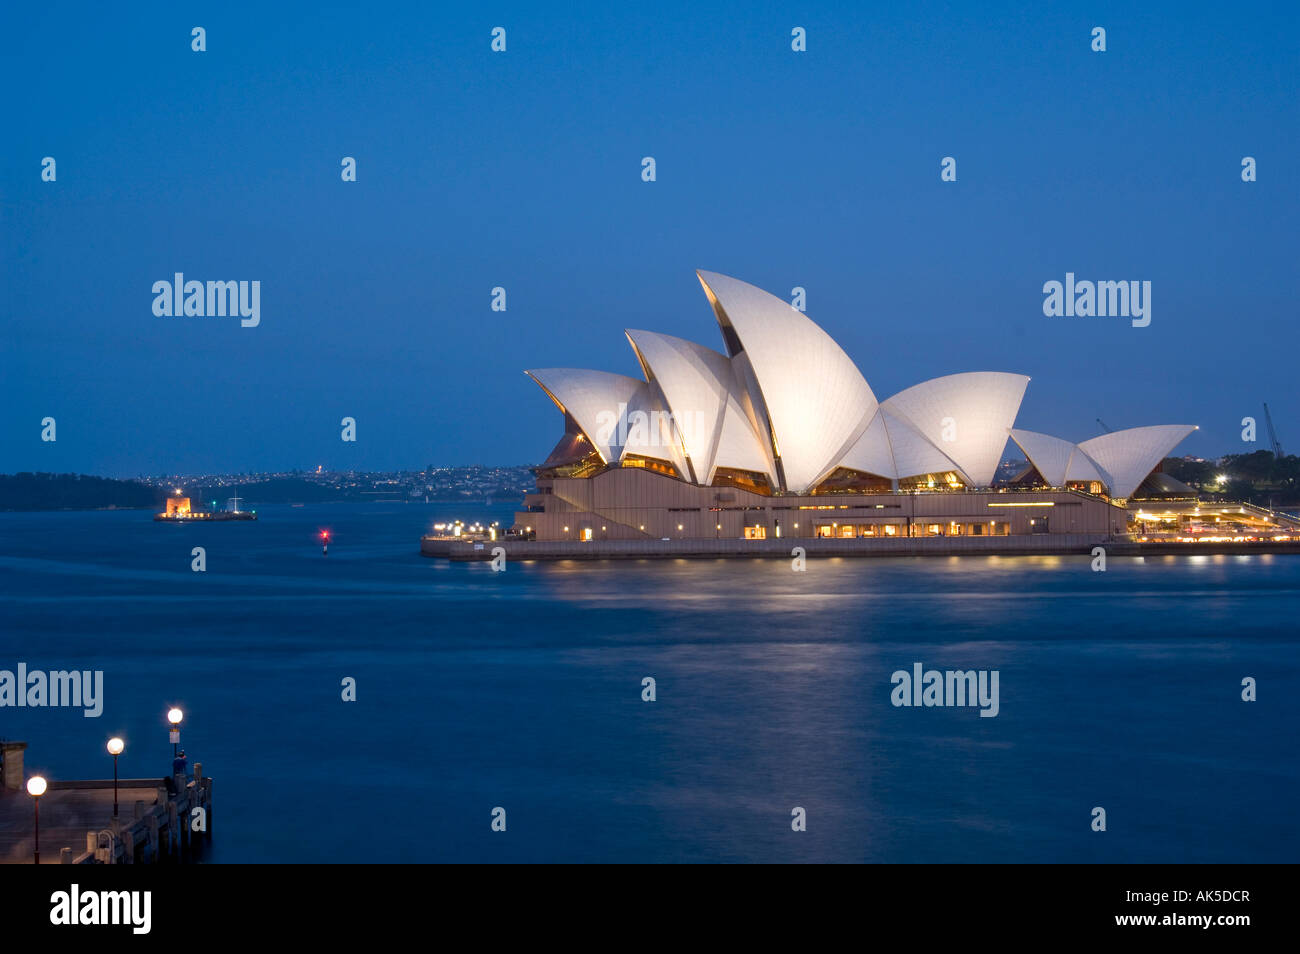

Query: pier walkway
[[0, 745, 212, 864]]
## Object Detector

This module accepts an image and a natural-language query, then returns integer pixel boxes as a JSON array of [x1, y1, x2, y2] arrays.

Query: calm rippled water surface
[[2, 504, 1296, 862]]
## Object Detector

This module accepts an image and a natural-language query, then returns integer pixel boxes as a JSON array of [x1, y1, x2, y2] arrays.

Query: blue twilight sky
[[2, 1, 1297, 477]]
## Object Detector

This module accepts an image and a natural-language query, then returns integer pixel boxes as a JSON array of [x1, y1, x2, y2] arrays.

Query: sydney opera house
[[512, 271, 1196, 543]]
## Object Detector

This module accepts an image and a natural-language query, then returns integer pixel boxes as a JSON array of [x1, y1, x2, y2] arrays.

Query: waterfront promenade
[[0, 745, 211, 864], [422, 533, 1300, 561]]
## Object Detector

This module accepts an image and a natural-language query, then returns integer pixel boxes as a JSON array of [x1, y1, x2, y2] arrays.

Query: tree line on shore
[[0, 472, 163, 511], [1163, 452, 1300, 506]]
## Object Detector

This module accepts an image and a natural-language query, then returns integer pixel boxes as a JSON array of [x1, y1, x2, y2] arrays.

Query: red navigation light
[[320, 529, 330, 540]]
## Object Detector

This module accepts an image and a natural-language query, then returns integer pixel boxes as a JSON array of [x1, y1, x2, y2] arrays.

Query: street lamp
[[27, 775, 46, 864], [106, 737, 125, 818], [167, 707, 183, 758]]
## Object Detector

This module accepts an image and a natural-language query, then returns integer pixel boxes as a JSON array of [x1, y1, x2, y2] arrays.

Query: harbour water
[[2, 503, 1296, 862]]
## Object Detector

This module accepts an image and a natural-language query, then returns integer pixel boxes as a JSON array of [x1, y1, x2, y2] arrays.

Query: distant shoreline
[[0, 471, 532, 513]]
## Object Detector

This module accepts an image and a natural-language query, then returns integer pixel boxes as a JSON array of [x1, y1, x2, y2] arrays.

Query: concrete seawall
[[421, 534, 1300, 562]]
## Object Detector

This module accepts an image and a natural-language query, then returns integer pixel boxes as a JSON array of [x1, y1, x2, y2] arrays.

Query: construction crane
[[1263, 403, 1283, 458], [1096, 418, 1112, 434]]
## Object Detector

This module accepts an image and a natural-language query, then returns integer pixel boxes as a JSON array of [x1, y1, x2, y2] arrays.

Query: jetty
[[0, 742, 212, 864]]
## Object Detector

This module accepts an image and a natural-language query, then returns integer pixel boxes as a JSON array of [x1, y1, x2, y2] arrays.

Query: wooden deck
[[0, 770, 212, 864]]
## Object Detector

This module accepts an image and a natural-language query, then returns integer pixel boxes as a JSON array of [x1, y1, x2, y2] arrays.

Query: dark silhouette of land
[[0, 473, 163, 511]]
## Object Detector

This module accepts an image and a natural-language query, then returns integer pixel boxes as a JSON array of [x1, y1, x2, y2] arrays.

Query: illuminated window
[[712, 468, 772, 496], [744, 526, 767, 540], [839, 524, 855, 538]]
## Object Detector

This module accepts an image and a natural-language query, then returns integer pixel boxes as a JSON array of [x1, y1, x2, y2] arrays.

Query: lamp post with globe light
[[27, 776, 46, 864], [167, 707, 183, 759], [107, 737, 125, 817]]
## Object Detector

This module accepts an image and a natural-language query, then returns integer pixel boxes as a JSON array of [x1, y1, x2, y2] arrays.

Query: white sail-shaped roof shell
[[1012, 425, 1196, 497], [839, 409, 963, 480], [615, 379, 691, 476], [524, 368, 646, 465], [696, 270, 877, 493], [624, 330, 735, 484], [882, 373, 1029, 487], [1077, 425, 1198, 499], [726, 351, 778, 473], [1010, 429, 1079, 486], [711, 395, 777, 483], [838, 410, 897, 477], [1064, 448, 1106, 484], [881, 409, 963, 479]]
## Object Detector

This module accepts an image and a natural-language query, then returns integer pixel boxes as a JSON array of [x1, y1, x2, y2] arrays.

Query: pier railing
[[46, 767, 213, 864]]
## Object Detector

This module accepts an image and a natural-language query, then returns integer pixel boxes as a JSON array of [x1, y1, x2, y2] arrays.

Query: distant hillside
[[0, 473, 163, 511], [189, 479, 526, 504]]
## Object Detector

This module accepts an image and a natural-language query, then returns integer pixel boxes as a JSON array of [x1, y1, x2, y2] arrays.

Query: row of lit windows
[[814, 523, 904, 538], [813, 521, 1010, 538]]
